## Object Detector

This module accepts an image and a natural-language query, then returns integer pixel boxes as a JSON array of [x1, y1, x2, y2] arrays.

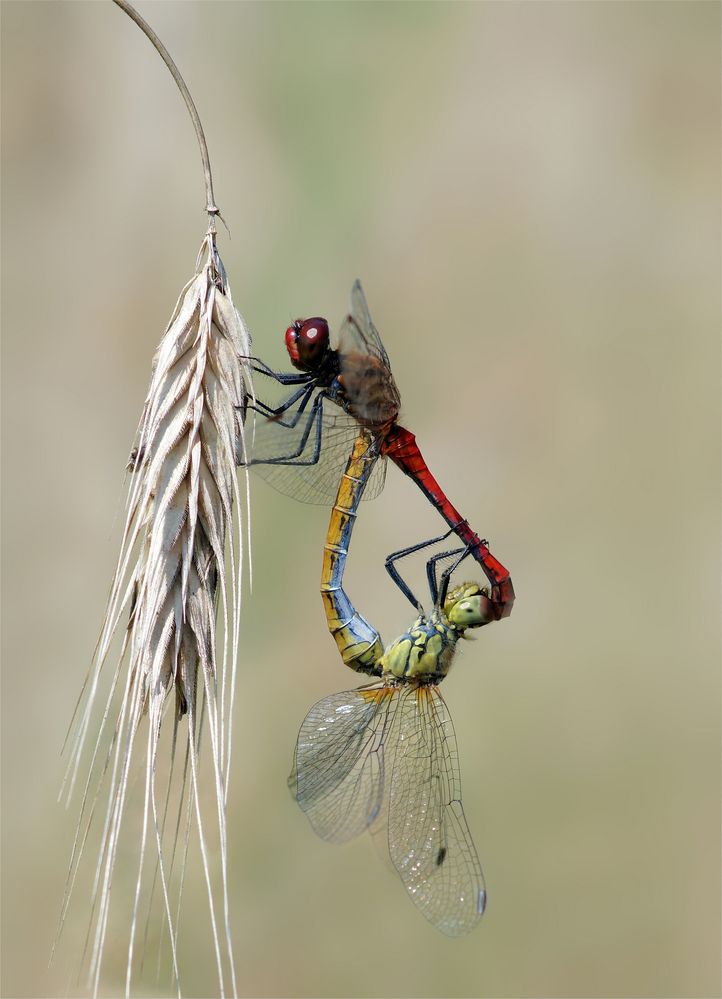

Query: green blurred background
[[2, 2, 719, 996]]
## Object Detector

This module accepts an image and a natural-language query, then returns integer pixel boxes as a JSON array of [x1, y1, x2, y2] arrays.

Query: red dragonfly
[[247, 281, 514, 621]]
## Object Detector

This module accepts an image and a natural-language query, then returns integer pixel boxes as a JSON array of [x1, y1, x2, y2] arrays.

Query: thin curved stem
[[112, 0, 219, 224]]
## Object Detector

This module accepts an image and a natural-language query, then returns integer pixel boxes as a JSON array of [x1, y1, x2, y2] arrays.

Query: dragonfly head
[[285, 317, 330, 372], [444, 583, 490, 631]]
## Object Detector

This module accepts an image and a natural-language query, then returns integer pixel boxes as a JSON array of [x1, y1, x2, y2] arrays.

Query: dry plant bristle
[[58, 231, 251, 998]]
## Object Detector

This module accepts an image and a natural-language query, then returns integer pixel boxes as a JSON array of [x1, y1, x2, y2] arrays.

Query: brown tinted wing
[[338, 280, 401, 425], [347, 280, 392, 367]]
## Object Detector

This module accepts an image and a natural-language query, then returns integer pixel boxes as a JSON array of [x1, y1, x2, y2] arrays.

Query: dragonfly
[[246, 281, 514, 621], [289, 530, 489, 937]]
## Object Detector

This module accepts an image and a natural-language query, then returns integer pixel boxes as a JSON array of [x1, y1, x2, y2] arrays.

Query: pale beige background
[[2, 2, 720, 997]]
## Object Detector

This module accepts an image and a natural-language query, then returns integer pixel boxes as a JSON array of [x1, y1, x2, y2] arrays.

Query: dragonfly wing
[[337, 281, 402, 425], [289, 686, 400, 843], [387, 686, 485, 937], [248, 395, 386, 505], [363, 448, 387, 501], [347, 280, 392, 370]]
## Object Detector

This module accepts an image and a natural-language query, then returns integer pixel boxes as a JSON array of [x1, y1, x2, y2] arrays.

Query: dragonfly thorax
[[378, 616, 458, 682], [378, 583, 489, 682]]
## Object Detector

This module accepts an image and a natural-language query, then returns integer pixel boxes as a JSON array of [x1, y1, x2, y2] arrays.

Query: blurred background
[[2, 2, 719, 997]]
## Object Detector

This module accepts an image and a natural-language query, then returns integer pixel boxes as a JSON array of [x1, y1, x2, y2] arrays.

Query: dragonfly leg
[[249, 381, 317, 429], [251, 390, 328, 467], [242, 356, 313, 386], [384, 528, 462, 612], [428, 543, 475, 607]]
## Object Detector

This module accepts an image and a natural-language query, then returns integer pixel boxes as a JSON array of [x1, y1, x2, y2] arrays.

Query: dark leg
[[384, 528, 459, 612], [242, 356, 313, 386], [250, 391, 328, 467], [249, 381, 317, 428], [428, 543, 474, 607]]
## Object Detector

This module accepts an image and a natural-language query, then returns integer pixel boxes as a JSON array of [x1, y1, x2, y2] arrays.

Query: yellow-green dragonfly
[[289, 430, 489, 937]]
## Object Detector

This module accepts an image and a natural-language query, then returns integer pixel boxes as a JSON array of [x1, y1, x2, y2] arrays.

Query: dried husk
[[60, 232, 250, 998]]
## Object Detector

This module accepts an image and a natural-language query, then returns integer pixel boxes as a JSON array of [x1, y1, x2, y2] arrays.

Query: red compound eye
[[285, 317, 330, 372], [285, 323, 301, 365]]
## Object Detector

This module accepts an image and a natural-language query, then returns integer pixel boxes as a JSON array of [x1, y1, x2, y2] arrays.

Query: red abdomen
[[380, 424, 514, 619]]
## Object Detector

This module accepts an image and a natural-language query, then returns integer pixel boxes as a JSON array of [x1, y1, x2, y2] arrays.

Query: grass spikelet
[[59, 231, 251, 998]]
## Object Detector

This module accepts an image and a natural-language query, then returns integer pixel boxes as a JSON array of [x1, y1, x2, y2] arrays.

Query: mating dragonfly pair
[[245, 282, 514, 937]]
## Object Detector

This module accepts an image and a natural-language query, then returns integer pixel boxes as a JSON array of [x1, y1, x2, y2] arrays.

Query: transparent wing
[[246, 392, 387, 505], [289, 686, 402, 844], [387, 686, 485, 937]]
